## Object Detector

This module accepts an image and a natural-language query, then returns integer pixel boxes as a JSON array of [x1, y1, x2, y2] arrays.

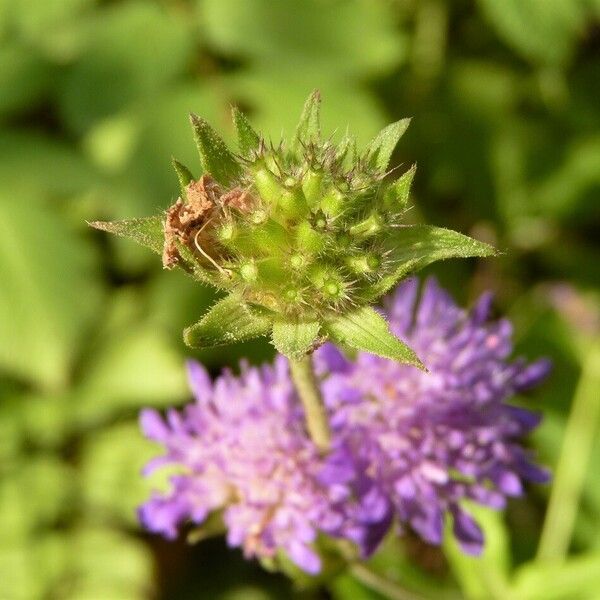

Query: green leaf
[[370, 225, 497, 299], [271, 319, 320, 359], [66, 527, 153, 599], [202, 0, 403, 78], [512, 553, 600, 600], [294, 89, 321, 149], [74, 290, 189, 426], [324, 306, 424, 368], [189, 113, 242, 185], [366, 118, 411, 171], [232, 105, 260, 156], [0, 194, 103, 390], [172, 157, 194, 198], [184, 294, 272, 348], [476, 0, 584, 66], [80, 423, 159, 525]]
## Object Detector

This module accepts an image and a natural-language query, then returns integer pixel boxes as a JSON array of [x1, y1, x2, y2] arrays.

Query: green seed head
[[156, 92, 422, 320], [91, 91, 496, 360]]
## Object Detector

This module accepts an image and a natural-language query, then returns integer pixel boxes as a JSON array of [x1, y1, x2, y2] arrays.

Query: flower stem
[[536, 341, 600, 562], [349, 563, 425, 600], [289, 354, 331, 453]]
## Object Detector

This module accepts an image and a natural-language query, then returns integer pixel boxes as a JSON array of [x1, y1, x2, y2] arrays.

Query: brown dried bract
[[162, 174, 221, 269], [221, 187, 254, 213], [162, 175, 257, 269]]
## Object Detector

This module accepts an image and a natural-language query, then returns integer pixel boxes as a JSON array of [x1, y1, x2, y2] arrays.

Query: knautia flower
[[139, 278, 549, 571], [139, 357, 355, 574], [91, 92, 495, 364], [317, 277, 551, 556]]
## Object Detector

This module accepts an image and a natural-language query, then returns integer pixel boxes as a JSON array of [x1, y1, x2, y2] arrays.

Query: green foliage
[[1, 0, 599, 597]]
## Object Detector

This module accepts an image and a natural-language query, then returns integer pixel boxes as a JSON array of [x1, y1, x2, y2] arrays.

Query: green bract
[[91, 91, 496, 364]]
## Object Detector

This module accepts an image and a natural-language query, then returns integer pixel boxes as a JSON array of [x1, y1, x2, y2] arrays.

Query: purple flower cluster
[[139, 278, 550, 573]]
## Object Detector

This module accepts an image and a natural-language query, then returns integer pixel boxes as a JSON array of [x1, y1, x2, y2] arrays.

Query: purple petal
[[140, 409, 169, 442], [452, 506, 484, 555], [186, 359, 213, 403]]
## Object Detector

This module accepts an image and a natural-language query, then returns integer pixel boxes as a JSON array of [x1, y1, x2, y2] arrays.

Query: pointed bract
[[366, 118, 411, 172], [232, 106, 261, 156], [89, 217, 164, 254], [324, 306, 425, 369], [172, 158, 194, 199], [368, 225, 497, 300], [294, 90, 321, 150], [272, 319, 321, 360], [190, 113, 242, 185], [184, 294, 272, 348], [384, 164, 416, 211]]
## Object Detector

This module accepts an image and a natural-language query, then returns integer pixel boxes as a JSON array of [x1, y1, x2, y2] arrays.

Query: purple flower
[[139, 277, 549, 571], [317, 277, 550, 556], [139, 358, 349, 574]]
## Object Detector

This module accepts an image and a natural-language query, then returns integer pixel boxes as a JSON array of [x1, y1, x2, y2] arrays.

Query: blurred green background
[[1, 0, 599, 598]]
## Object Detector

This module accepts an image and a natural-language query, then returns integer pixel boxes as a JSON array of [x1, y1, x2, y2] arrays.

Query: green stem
[[349, 563, 425, 600], [289, 354, 331, 452], [536, 341, 600, 562]]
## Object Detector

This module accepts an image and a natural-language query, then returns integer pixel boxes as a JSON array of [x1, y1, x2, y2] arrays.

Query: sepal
[[324, 306, 424, 368], [183, 293, 272, 348]]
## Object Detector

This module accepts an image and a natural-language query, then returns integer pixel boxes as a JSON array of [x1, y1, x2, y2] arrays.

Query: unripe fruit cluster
[[164, 102, 414, 321]]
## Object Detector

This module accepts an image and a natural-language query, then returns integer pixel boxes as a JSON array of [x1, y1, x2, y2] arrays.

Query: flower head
[[91, 92, 495, 363], [139, 278, 549, 571], [139, 358, 350, 574], [318, 277, 551, 555]]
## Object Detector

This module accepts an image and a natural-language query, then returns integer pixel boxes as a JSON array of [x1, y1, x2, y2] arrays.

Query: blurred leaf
[[80, 422, 158, 525], [0, 131, 99, 198], [330, 573, 383, 600], [4, 0, 94, 60], [444, 507, 511, 600], [0, 45, 54, 118], [294, 89, 321, 148], [0, 194, 103, 390], [476, 0, 585, 66], [512, 553, 600, 600], [0, 457, 74, 542], [201, 0, 405, 77], [74, 290, 188, 425], [0, 534, 67, 600], [58, 1, 195, 133], [63, 527, 153, 599]]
